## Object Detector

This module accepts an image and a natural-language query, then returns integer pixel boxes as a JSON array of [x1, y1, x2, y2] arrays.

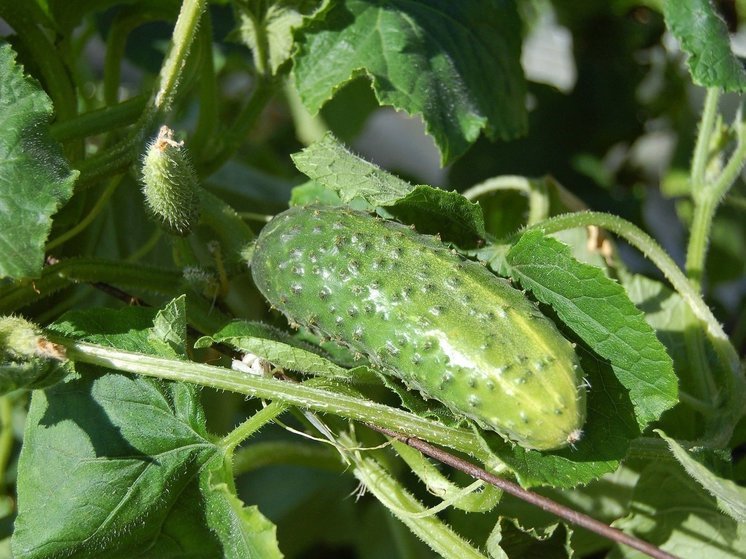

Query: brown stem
[[369, 425, 678, 559]]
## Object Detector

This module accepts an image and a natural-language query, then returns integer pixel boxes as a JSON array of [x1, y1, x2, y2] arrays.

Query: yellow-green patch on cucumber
[[250, 206, 586, 451]]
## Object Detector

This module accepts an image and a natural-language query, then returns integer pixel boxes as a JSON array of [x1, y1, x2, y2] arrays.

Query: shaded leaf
[[291, 132, 412, 207], [665, 0, 746, 91], [613, 460, 746, 558], [386, 186, 485, 247], [148, 294, 188, 357], [624, 274, 743, 443], [0, 44, 77, 279], [487, 518, 570, 559], [657, 430, 746, 523], [290, 179, 344, 207], [293, 0, 527, 163]]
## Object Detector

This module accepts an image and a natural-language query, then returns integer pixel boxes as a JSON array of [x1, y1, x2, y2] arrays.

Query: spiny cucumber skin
[[251, 206, 587, 451]]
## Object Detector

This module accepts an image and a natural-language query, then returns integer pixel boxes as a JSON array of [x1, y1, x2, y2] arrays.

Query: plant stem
[[49, 95, 148, 142], [220, 401, 287, 452], [0, 397, 13, 491], [531, 211, 745, 446], [0, 258, 182, 313], [78, 0, 206, 191], [190, 14, 219, 158], [690, 88, 721, 190], [0, 4, 77, 124], [348, 447, 489, 559], [198, 78, 275, 175], [75, 141, 134, 190], [686, 114, 746, 289], [232, 440, 344, 476], [46, 176, 123, 251], [371, 426, 677, 559], [51, 337, 482, 457], [0, 258, 229, 333], [152, 0, 207, 112], [103, 6, 176, 105]]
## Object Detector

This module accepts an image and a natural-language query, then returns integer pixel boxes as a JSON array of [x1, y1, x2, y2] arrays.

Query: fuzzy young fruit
[[140, 125, 200, 236], [250, 206, 587, 450]]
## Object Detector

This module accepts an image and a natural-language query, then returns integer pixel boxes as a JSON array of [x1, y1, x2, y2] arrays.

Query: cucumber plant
[[0, 1, 745, 558]]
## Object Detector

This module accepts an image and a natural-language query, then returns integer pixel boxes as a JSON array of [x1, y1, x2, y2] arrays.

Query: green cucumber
[[250, 206, 586, 450]]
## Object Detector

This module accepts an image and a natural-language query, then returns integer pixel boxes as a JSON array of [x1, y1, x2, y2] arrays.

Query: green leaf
[[664, 0, 746, 91], [506, 231, 678, 430], [201, 455, 286, 559], [291, 133, 485, 244], [623, 275, 715, 436], [0, 43, 77, 279], [148, 294, 188, 357], [196, 319, 374, 381], [613, 460, 746, 558], [232, 0, 328, 76], [12, 304, 281, 559], [290, 179, 344, 207], [291, 133, 412, 206], [487, 519, 570, 559], [292, 0, 527, 163], [657, 430, 746, 523], [386, 186, 486, 247]]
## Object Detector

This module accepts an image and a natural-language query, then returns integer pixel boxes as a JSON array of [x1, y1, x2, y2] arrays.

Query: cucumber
[[250, 206, 586, 450]]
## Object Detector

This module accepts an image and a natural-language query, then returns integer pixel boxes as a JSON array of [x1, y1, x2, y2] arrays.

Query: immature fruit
[[140, 125, 200, 236], [251, 206, 587, 450]]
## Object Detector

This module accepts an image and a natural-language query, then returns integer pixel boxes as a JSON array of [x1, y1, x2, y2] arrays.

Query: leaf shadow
[[39, 367, 156, 463]]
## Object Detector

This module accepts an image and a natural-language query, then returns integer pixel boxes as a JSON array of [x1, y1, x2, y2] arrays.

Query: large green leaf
[[292, 0, 527, 163], [665, 0, 746, 91], [613, 460, 746, 558], [12, 303, 281, 559], [506, 231, 678, 430], [0, 43, 77, 279], [623, 274, 742, 442]]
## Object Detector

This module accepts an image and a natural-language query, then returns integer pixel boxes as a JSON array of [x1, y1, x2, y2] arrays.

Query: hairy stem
[[49, 95, 148, 142], [46, 176, 123, 251], [690, 88, 721, 191], [220, 401, 287, 453], [371, 426, 677, 559], [232, 440, 344, 476], [50, 337, 483, 457], [686, 114, 746, 289], [0, 397, 13, 491], [348, 445, 489, 559]]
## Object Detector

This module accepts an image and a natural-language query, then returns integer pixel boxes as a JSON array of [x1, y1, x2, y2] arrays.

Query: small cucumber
[[251, 206, 586, 450]]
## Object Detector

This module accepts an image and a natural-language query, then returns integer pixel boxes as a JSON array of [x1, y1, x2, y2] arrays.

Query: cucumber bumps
[[251, 206, 586, 450]]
